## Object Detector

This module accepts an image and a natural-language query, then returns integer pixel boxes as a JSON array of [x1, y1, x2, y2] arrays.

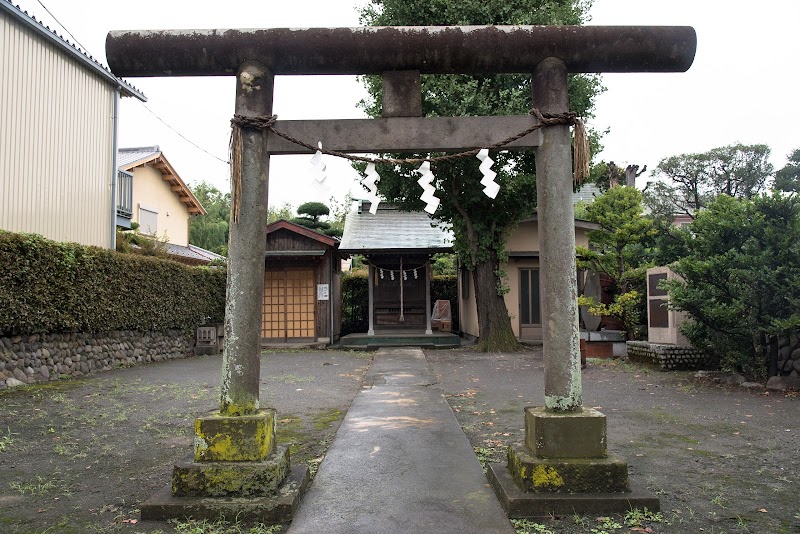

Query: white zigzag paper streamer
[[363, 163, 381, 214], [308, 141, 327, 183], [417, 161, 440, 215], [476, 148, 500, 199]]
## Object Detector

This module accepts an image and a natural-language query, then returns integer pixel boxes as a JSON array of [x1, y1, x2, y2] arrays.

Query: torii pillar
[[106, 24, 695, 520]]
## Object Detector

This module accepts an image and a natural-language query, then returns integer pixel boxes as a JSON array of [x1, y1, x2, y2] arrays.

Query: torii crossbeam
[[107, 25, 695, 520]]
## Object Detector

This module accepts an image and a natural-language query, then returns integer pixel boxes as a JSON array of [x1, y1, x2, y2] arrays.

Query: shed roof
[[339, 203, 453, 255], [118, 146, 206, 215], [267, 220, 338, 247], [0, 0, 145, 101]]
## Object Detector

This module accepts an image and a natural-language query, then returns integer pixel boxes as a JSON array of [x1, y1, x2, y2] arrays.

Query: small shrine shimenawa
[[106, 24, 696, 520]]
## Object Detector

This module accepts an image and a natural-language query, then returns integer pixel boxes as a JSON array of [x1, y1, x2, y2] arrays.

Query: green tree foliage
[[645, 143, 774, 222], [297, 202, 330, 220], [431, 253, 456, 276], [577, 186, 657, 338], [667, 193, 800, 379], [189, 181, 231, 255], [357, 0, 603, 351], [268, 202, 295, 224], [775, 148, 800, 193], [290, 200, 347, 238]]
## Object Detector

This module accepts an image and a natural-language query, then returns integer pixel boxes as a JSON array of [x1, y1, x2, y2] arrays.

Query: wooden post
[[425, 263, 433, 335], [368, 263, 375, 336]]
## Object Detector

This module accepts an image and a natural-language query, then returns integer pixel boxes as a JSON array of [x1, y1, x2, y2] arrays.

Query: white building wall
[[0, 11, 115, 248]]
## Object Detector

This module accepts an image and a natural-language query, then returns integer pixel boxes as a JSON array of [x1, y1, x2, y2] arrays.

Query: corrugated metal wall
[[0, 11, 115, 248]]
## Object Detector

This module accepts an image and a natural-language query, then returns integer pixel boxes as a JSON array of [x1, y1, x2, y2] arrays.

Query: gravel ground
[[426, 348, 800, 534], [0, 350, 370, 533], [1, 347, 798, 534]]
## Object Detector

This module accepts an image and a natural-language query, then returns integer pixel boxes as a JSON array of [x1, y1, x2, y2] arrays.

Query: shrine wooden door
[[262, 268, 316, 341]]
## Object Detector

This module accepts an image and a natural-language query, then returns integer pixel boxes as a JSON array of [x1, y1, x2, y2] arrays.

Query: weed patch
[[169, 516, 282, 533]]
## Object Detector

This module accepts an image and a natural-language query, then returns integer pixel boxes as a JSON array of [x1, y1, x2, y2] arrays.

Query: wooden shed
[[262, 220, 341, 344]]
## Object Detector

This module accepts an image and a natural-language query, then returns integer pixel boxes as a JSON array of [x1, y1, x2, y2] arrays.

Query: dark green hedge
[[0, 231, 226, 336], [340, 272, 458, 336], [341, 271, 369, 336]]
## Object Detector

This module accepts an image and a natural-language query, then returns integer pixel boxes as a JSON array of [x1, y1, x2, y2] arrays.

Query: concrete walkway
[[288, 348, 514, 534]]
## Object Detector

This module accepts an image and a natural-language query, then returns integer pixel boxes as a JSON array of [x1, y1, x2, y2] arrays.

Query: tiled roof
[[167, 243, 224, 264], [573, 183, 602, 204], [117, 146, 160, 168], [0, 0, 146, 101], [339, 203, 453, 254]]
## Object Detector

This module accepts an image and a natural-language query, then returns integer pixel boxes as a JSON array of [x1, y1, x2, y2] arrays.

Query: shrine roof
[[339, 202, 453, 255]]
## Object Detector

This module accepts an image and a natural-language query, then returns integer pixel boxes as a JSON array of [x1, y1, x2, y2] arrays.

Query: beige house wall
[[130, 165, 191, 247], [0, 11, 115, 248], [458, 222, 591, 340], [458, 269, 479, 338]]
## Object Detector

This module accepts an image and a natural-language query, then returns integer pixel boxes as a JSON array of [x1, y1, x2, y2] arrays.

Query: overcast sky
[[11, 0, 800, 210]]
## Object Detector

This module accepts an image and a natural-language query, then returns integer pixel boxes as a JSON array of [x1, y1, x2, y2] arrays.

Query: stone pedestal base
[[194, 409, 276, 462], [141, 464, 309, 523], [489, 406, 659, 516], [525, 407, 607, 459], [140, 409, 308, 523], [488, 463, 658, 517], [173, 445, 290, 497], [508, 446, 629, 493]]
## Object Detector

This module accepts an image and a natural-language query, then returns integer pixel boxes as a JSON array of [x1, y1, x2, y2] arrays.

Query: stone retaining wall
[[777, 332, 800, 377], [0, 330, 195, 388], [626, 341, 719, 371]]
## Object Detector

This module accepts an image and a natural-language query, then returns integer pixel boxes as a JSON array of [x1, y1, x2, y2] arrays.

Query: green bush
[[339, 271, 458, 335], [0, 231, 226, 336], [340, 271, 369, 336]]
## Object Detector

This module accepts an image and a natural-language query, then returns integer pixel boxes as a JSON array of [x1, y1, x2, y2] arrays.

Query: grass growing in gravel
[[169, 517, 282, 533], [0, 428, 14, 452], [511, 509, 665, 534]]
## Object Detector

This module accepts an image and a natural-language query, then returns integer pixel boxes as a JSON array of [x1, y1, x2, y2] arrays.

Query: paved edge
[[288, 348, 515, 534]]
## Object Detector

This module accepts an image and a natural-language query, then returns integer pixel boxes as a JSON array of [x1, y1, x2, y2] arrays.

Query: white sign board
[[317, 284, 330, 301]]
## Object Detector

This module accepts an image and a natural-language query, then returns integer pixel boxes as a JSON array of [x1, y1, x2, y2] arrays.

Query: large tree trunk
[[472, 249, 521, 352]]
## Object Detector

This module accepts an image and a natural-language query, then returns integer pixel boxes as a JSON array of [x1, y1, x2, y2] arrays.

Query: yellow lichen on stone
[[531, 465, 564, 489], [193, 410, 276, 462]]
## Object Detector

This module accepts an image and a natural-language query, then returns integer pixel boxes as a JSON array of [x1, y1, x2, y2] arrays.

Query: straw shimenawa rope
[[229, 115, 278, 224], [229, 109, 590, 220]]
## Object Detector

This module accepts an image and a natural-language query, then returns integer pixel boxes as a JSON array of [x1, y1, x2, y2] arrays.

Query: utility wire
[[35, 0, 89, 53], [34, 1, 230, 166], [139, 102, 231, 165]]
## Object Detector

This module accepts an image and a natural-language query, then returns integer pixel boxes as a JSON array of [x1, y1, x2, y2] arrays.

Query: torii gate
[[107, 25, 695, 519]]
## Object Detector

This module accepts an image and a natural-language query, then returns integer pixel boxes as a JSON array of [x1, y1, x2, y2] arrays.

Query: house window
[[520, 268, 541, 326], [139, 205, 158, 235]]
